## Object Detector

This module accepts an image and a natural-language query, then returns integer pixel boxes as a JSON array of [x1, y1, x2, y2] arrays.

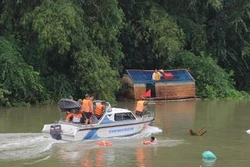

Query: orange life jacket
[[82, 99, 91, 112], [135, 100, 145, 112], [72, 112, 82, 123], [66, 113, 74, 122], [95, 104, 105, 116], [96, 141, 112, 146]]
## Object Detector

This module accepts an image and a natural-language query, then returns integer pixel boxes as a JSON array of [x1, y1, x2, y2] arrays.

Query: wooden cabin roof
[[125, 69, 195, 84]]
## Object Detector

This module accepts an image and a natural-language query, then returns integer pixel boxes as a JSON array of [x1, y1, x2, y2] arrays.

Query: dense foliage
[[173, 51, 249, 99], [0, 0, 250, 106]]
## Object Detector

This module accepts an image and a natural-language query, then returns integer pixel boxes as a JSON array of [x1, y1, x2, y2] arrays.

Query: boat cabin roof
[[58, 99, 81, 112]]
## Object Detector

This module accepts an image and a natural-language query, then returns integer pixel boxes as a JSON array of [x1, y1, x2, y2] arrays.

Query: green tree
[[119, 0, 184, 69], [0, 37, 45, 106], [21, 0, 124, 102], [206, 0, 250, 92], [162, 0, 250, 93]]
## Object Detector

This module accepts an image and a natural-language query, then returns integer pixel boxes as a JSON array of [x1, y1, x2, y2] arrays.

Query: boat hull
[[42, 120, 151, 141]]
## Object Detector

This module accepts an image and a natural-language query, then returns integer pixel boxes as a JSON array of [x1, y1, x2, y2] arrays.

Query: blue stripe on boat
[[83, 129, 98, 140]]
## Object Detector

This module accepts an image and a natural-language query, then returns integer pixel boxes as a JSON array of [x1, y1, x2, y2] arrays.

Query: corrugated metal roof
[[126, 69, 195, 84]]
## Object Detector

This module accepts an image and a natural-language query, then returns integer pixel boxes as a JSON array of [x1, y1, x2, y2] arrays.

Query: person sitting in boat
[[95, 101, 106, 119], [143, 136, 158, 145], [66, 111, 74, 122], [65, 109, 83, 123], [134, 100, 148, 117], [72, 112, 82, 123]]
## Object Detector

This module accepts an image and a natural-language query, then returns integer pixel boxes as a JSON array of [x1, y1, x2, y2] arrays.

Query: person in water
[[143, 136, 158, 145], [150, 136, 157, 144]]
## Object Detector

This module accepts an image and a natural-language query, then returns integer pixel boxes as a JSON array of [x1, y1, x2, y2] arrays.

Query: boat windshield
[[114, 112, 136, 121]]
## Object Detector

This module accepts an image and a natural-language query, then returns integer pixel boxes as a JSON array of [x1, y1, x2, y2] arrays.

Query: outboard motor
[[50, 124, 62, 140]]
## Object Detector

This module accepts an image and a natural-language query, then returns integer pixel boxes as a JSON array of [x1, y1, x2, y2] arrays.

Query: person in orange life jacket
[[66, 111, 73, 122], [72, 112, 83, 123], [65, 111, 83, 123], [95, 101, 106, 119], [65, 107, 83, 123], [152, 69, 162, 81], [135, 100, 148, 117], [81, 94, 94, 127]]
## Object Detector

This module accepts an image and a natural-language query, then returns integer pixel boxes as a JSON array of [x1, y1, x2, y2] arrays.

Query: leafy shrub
[[0, 37, 46, 106], [173, 51, 249, 99]]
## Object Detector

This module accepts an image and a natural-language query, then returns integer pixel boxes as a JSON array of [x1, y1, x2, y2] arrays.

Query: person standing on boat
[[95, 101, 106, 119], [152, 69, 161, 81], [135, 100, 147, 117], [81, 94, 94, 127]]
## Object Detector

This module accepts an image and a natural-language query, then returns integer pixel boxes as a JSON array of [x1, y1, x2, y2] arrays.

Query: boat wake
[[0, 133, 62, 161], [0, 126, 181, 163], [111, 126, 184, 148]]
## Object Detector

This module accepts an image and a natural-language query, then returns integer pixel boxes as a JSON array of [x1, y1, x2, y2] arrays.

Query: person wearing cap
[[81, 94, 94, 127], [159, 69, 165, 79]]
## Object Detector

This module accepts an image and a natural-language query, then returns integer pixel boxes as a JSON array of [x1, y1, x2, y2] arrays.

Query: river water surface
[[0, 100, 250, 167]]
